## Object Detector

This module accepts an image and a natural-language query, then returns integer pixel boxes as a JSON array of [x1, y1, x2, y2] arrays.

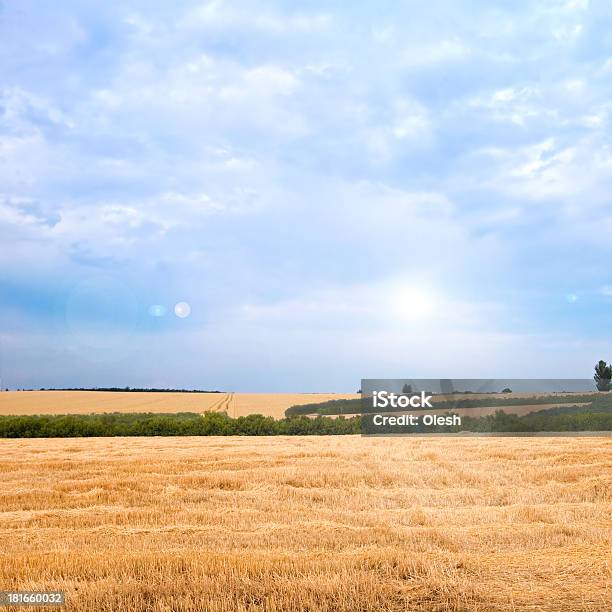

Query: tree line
[[1, 408, 610, 438], [38, 387, 223, 393], [0, 412, 361, 438]]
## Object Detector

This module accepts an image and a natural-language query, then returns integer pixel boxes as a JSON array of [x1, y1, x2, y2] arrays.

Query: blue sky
[[2, 0, 612, 391]]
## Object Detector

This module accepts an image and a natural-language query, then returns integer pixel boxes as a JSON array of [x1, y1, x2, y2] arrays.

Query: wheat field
[[0, 391, 594, 421], [0, 391, 359, 418], [0, 435, 610, 611]]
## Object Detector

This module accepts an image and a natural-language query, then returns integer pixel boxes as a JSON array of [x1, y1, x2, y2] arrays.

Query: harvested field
[[0, 391, 599, 420], [228, 393, 358, 418], [0, 436, 610, 611], [0, 391, 359, 419]]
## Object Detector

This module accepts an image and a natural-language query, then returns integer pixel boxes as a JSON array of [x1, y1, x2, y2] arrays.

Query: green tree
[[594, 360, 612, 391]]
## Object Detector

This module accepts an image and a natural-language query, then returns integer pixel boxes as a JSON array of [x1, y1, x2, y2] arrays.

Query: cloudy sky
[[2, 0, 612, 391]]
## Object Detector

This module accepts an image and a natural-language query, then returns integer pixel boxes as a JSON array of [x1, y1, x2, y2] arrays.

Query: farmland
[[0, 435, 610, 611], [0, 391, 359, 419], [0, 390, 601, 421]]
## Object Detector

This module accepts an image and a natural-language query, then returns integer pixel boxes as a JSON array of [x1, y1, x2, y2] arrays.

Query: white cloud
[[475, 137, 612, 202], [564, 0, 589, 10], [0, 88, 74, 130], [600, 286, 612, 298], [467, 86, 544, 126], [552, 22, 583, 41], [401, 39, 470, 67], [52, 190, 231, 244], [0, 196, 49, 229], [183, 1, 331, 33], [220, 65, 300, 100], [363, 98, 432, 161]]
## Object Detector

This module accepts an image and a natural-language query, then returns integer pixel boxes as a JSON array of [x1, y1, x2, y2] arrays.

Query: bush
[[1, 408, 609, 438], [0, 412, 362, 438]]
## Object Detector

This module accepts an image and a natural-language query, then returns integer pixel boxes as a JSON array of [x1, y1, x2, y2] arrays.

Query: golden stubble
[[0, 391, 360, 418], [0, 436, 610, 611]]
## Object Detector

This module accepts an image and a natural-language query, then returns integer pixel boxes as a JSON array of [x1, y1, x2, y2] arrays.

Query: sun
[[389, 286, 437, 321]]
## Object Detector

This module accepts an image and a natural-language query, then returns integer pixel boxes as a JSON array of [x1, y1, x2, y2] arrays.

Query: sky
[[2, 0, 612, 391]]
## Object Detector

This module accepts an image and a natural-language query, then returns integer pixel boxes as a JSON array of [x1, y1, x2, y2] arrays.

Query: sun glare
[[389, 286, 437, 321]]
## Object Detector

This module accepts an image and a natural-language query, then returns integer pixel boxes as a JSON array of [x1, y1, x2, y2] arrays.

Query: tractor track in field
[[207, 392, 235, 416], [207, 394, 228, 413]]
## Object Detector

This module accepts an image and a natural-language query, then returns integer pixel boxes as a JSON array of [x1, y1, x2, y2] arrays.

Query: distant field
[[288, 391, 606, 418], [0, 391, 360, 418], [325, 403, 591, 420], [0, 436, 609, 610]]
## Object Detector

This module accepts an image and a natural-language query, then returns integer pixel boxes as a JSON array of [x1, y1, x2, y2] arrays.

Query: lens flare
[[174, 302, 191, 318], [148, 305, 166, 317]]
